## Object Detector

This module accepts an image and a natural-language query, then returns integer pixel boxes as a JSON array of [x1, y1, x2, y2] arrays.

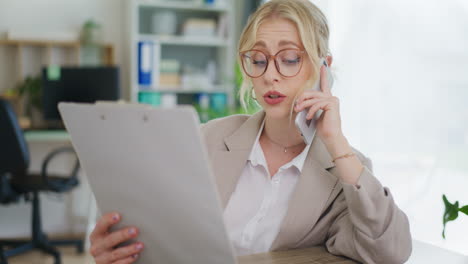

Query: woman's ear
[[326, 55, 333, 67]]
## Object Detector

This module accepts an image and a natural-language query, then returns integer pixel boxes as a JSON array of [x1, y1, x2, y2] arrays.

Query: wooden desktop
[[238, 247, 357, 264]]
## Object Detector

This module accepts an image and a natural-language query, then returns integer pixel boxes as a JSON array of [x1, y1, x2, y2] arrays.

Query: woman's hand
[[89, 212, 144, 264], [294, 64, 364, 185], [294, 65, 343, 145]]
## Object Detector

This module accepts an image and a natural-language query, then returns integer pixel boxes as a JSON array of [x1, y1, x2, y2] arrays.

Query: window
[[313, 0, 468, 255]]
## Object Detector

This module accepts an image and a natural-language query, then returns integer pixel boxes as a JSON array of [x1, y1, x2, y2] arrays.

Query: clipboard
[[58, 102, 237, 264]]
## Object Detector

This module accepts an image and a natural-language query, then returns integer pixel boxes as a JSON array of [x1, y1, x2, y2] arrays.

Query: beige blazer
[[200, 110, 412, 264]]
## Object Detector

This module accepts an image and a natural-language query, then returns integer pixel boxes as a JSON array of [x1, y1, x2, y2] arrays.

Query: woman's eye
[[253, 60, 267, 66], [282, 58, 300, 65]]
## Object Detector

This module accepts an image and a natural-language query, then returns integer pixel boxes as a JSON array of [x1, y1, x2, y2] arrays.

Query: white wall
[[0, 0, 129, 238]]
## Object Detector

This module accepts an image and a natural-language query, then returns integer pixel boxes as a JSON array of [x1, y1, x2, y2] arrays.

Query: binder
[[151, 41, 161, 89], [138, 41, 153, 87]]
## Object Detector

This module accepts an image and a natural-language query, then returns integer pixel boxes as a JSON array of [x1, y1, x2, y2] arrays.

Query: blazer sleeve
[[325, 157, 412, 264]]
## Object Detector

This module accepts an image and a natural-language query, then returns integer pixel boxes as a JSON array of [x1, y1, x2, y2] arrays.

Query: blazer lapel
[[270, 135, 340, 250], [210, 110, 266, 208]]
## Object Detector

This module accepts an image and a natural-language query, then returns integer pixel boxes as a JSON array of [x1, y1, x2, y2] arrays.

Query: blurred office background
[[0, 0, 467, 261]]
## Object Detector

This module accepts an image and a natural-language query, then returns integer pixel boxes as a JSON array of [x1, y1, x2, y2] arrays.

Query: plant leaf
[[460, 205, 468, 216], [442, 194, 459, 239]]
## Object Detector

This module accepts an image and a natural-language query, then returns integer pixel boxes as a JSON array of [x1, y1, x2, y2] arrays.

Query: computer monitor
[[42, 66, 120, 125]]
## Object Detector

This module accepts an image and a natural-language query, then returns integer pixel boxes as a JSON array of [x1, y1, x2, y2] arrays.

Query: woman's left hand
[[294, 65, 343, 145]]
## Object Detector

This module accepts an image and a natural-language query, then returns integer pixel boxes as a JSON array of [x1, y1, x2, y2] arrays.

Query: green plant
[[81, 19, 102, 45], [193, 103, 261, 123], [442, 194, 468, 239], [16, 76, 42, 110], [234, 62, 243, 103], [3, 87, 19, 98]]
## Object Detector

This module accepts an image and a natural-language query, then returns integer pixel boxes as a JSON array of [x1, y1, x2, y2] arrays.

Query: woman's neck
[[262, 114, 305, 148]]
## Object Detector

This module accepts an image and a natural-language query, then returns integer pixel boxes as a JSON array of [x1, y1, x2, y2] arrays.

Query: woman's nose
[[262, 60, 281, 84]]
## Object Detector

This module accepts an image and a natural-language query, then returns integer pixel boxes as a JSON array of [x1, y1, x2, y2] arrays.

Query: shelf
[[139, 87, 228, 94], [0, 39, 115, 66], [0, 39, 114, 49], [139, 34, 228, 47], [137, 1, 229, 12], [130, 0, 236, 104], [0, 39, 80, 47]]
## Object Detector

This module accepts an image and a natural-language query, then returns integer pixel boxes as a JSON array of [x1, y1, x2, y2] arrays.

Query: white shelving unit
[[128, 0, 236, 114], [139, 34, 229, 47], [138, 1, 230, 12]]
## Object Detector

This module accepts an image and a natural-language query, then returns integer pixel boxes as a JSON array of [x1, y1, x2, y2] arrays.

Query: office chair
[[0, 98, 84, 264]]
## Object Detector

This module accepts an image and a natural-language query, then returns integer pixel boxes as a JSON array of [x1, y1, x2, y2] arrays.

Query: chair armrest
[[41, 146, 80, 191]]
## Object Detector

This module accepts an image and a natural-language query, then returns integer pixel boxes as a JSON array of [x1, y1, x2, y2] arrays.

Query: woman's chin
[[263, 105, 296, 120]]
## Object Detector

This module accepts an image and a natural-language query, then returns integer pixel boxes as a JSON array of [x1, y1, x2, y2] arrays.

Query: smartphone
[[294, 58, 334, 145]]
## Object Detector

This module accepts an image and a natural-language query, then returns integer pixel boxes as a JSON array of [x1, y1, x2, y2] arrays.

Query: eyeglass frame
[[238, 48, 306, 78]]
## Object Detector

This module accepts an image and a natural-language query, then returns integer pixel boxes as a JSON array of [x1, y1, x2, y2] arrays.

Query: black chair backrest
[[0, 99, 30, 175]]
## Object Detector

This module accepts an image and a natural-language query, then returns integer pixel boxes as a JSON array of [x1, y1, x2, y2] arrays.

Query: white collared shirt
[[223, 119, 312, 256]]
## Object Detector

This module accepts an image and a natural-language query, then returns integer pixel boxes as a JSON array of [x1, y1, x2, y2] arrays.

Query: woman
[[89, 0, 412, 263]]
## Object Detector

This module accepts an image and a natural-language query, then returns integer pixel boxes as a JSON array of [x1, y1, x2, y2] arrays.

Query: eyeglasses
[[239, 49, 306, 78]]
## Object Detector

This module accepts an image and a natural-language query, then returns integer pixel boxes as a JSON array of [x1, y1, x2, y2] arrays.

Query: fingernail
[[132, 254, 139, 259], [136, 243, 143, 250], [128, 228, 136, 235], [112, 214, 119, 222]]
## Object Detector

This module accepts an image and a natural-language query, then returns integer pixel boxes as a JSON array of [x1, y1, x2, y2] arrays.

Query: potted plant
[[16, 75, 43, 128], [80, 19, 104, 65], [442, 194, 468, 238], [81, 19, 103, 45]]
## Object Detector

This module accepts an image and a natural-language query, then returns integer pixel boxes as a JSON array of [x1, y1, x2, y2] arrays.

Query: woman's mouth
[[264, 96, 286, 105], [263, 91, 286, 105]]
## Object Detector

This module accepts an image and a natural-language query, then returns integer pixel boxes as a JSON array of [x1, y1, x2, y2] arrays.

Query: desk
[[237, 240, 468, 264], [407, 240, 468, 264], [23, 130, 70, 142], [238, 247, 356, 264]]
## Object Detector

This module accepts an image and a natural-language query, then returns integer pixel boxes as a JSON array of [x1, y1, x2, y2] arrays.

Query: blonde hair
[[237, 0, 330, 120]]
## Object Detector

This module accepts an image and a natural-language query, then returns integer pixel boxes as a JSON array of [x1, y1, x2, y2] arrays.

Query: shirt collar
[[248, 118, 312, 173]]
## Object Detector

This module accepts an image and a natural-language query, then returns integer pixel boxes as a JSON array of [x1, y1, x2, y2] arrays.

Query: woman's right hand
[[90, 212, 144, 264]]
